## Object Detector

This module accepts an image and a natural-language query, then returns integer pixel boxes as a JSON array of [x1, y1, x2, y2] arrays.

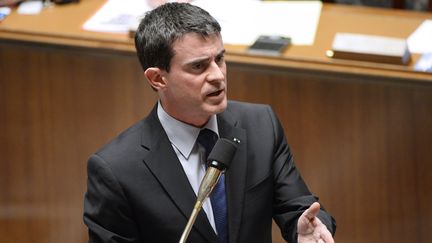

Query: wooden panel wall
[[227, 64, 432, 243], [0, 42, 156, 243], [1, 42, 431, 243]]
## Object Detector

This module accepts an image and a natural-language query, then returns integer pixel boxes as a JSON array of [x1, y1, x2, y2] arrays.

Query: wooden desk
[[1, 1, 431, 243], [1, 0, 432, 82]]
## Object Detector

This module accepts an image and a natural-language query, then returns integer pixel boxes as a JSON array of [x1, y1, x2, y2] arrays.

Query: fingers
[[297, 203, 335, 243], [318, 222, 335, 243], [314, 217, 335, 243], [297, 202, 321, 234]]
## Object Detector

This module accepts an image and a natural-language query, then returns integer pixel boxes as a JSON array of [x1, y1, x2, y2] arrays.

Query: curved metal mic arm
[[179, 138, 238, 243], [179, 167, 223, 243]]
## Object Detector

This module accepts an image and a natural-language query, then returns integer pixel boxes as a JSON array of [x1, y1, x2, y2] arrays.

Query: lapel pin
[[233, 138, 241, 144]]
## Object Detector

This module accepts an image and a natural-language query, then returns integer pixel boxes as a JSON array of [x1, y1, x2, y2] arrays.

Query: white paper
[[83, 0, 152, 34], [414, 52, 432, 72], [193, 0, 322, 46], [407, 20, 432, 54], [0, 7, 11, 16], [256, 1, 322, 46], [332, 33, 408, 56], [17, 0, 43, 15], [83, 0, 322, 46]]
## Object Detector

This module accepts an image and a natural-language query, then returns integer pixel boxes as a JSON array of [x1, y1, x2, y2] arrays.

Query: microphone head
[[207, 138, 238, 170]]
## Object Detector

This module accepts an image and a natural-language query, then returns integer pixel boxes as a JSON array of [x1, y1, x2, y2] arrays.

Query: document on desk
[[83, 0, 322, 46], [407, 19, 432, 54], [83, 0, 151, 34], [192, 0, 322, 46]]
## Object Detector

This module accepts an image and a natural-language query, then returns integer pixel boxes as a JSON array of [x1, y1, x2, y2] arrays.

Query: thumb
[[298, 202, 321, 233], [303, 202, 321, 222]]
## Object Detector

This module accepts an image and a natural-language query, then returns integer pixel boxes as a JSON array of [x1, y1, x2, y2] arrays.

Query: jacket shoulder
[[226, 100, 272, 115]]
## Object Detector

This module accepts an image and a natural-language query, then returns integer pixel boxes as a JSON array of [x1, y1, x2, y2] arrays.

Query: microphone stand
[[178, 201, 202, 243], [179, 138, 238, 243], [179, 167, 222, 243]]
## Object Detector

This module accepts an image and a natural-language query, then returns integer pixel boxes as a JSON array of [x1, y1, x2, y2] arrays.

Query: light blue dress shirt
[[157, 102, 220, 233]]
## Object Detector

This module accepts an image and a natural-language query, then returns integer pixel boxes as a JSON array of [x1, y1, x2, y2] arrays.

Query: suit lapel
[[140, 106, 218, 242], [217, 110, 247, 243]]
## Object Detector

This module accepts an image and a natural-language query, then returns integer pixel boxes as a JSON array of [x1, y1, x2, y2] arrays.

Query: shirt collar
[[157, 102, 219, 159]]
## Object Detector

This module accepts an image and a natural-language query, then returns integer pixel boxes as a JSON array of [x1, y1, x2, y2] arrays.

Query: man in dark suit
[[83, 3, 336, 243]]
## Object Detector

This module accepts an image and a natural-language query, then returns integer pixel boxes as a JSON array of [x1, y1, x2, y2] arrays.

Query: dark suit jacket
[[83, 101, 336, 243]]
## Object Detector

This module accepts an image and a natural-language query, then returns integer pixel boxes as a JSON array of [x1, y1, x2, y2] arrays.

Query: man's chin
[[201, 105, 225, 118], [209, 99, 227, 114]]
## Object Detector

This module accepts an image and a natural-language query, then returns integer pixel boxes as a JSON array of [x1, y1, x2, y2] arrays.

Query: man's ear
[[144, 67, 166, 91]]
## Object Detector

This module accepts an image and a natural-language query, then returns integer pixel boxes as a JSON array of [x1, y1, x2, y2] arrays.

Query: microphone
[[179, 138, 238, 243]]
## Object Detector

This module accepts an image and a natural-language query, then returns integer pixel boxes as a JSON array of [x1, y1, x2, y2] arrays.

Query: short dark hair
[[134, 3, 221, 72]]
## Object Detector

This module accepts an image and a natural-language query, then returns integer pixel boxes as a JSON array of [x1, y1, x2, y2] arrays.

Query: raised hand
[[297, 202, 334, 243]]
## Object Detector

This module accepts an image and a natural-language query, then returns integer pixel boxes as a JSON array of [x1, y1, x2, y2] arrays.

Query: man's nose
[[207, 61, 225, 82]]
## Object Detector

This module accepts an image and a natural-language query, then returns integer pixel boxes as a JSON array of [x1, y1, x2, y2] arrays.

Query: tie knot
[[197, 128, 218, 159]]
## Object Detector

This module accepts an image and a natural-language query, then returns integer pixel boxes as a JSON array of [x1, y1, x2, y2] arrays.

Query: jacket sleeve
[[83, 154, 140, 243], [266, 106, 336, 242]]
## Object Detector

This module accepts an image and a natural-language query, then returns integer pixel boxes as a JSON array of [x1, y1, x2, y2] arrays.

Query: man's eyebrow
[[186, 49, 226, 66], [186, 57, 210, 66], [217, 49, 226, 57]]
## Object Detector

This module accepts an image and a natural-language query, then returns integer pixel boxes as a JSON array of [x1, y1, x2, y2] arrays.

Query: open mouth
[[207, 89, 223, 97]]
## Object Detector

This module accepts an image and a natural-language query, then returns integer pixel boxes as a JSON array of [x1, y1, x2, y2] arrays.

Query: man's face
[[159, 33, 227, 127]]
